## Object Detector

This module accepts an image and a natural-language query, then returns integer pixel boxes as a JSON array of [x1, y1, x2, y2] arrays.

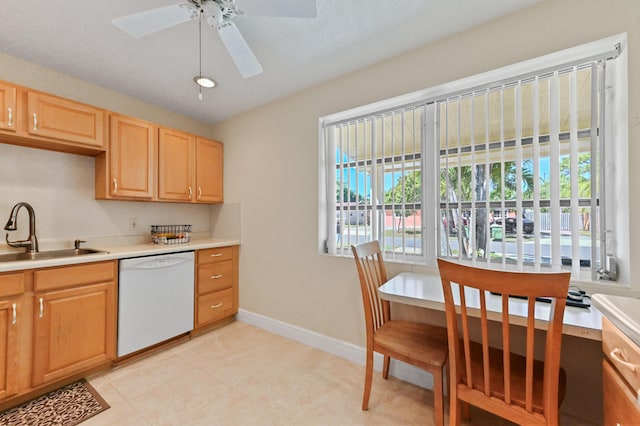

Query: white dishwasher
[[117, 251, 195, 357]]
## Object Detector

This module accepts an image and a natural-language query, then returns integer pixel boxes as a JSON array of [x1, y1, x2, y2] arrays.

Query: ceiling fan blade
[[112, 4, 195, 38], [217, 21, 263, 78], [235, 0, 317, 18]]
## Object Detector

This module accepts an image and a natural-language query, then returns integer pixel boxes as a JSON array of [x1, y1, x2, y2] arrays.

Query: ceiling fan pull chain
[[198, 10, 203, 100]]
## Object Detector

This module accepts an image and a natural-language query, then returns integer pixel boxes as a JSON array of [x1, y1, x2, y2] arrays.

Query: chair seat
[[461, 341, 567, 414], [374, 320, 448, 370]]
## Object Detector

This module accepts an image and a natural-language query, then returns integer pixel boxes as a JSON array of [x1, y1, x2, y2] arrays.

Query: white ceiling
[[0, 0, 540, 124]]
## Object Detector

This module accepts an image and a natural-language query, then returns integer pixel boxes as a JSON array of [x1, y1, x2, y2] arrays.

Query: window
[[320, 34, 628, 283]]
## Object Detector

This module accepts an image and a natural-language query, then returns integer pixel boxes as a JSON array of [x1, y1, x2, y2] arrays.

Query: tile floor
[[85, 321, 512, 425]]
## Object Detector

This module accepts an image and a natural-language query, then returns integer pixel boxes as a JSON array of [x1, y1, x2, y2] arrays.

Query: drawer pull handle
[[7, 107, 12, 127], [210, 302, 223, 309], [188, 186, 193, 198], [33, 113, 38, 131], [210, 274, 223, 279], [610, 348, 638, 372], [113, 178, 118, 194], [197, 187, 202, 200], [210, 253, 223, 257], [39, 297, 44, 318], [11, 303, 16, 325]]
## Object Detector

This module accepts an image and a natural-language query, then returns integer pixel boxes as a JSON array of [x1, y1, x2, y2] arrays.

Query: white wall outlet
[[129, 218, 139, 231]]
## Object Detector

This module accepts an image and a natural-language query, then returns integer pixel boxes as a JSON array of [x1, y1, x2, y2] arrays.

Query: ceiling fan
[[112, 0, 317, 79]]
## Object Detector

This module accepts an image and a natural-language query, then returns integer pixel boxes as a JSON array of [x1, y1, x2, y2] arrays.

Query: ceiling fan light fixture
[[193, 75, 216, 88]]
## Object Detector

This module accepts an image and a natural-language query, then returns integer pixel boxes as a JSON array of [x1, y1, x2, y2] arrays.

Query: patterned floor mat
[[0, 379, 109, 426]]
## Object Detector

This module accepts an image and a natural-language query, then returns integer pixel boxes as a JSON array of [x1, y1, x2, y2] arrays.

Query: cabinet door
[[109, 114, 155, 199], [603, 359, 640, 425], [27, 91, 104, 148], [32, 281, 115, 386], [195, 138, 223, 203], [158, 128, 195, 201], [0, 82, 17, 132], [0, 299, 19, 400]]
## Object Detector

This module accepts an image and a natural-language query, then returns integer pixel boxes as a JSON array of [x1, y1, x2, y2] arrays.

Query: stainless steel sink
[[0, 248, 108, 262]]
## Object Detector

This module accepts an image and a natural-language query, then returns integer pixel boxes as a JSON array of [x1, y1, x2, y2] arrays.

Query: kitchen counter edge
[[592, 293, 640, 347], [0, 238, 240, 272]]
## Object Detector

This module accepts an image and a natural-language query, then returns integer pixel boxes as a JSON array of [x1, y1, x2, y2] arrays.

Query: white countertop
[[379, 272, 602, 341], [0, 238, 240, 272], [592, 293, 640, 346]]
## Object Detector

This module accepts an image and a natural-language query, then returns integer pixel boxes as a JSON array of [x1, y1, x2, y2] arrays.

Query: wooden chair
[[351, 241, 448, 426], [436, 258, 570, 426]]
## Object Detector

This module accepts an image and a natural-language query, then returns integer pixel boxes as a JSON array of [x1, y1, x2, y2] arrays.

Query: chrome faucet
[[4, 202, 39, 253]]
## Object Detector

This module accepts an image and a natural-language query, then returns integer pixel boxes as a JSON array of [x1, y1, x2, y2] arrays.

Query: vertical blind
[[322, 41, 620, 279], [437, 61, 607, 278], [327, 106, 424, 262]]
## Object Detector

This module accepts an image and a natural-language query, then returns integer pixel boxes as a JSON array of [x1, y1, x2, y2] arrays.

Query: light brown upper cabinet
[[0, 81, 106, 155], [95, 114, 156, 200], [26, 91, 105, 149], [0, 82, 17, 132], [158, 128, 195, 202], [158, 129, 223, 204], [195, 137, 223, 203]]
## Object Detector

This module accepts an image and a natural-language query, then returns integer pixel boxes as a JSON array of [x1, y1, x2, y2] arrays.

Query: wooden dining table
[[378, 272, 603, 341]]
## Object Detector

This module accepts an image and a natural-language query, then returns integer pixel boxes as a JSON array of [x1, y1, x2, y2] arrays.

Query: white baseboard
[[237, 309, 435, 390]]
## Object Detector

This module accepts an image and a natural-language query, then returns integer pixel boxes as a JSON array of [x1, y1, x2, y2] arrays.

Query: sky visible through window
[[338, 149, 552, 201]]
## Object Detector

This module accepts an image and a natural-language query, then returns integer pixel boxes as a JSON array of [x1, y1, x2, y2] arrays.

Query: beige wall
[[211, 1, 639, 422], [0, 52, 214, 247]]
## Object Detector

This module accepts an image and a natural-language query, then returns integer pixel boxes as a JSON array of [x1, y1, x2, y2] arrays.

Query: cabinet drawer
[[197, 288, 234, 325], [197, 246, 234, 264], [603, 359, 640, 425], [0, 272, 25, 297], [34, 261, 116, 292], [197, 260, 233, 294], [602, 317, 640, 393]]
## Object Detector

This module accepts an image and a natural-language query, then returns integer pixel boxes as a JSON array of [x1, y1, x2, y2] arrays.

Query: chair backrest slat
[[458, 287, 474, 389], [526, 299, 536, 411], [501, 294, 511, 403], [479, 291, 491, 396], [352, 241, 389, 338]]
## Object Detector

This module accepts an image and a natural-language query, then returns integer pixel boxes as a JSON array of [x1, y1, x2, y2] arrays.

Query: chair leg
[[432, 367, 444, 426], [450, 387, 461, 425], [462, 401, 470, 420], [362, 349, 374, 410], [382, 355, 390, 379]]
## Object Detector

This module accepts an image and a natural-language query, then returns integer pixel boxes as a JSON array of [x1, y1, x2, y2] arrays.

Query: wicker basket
[[151, 224, 192, 245]]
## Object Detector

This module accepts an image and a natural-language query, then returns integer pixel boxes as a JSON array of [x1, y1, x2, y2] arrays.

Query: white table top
[[378, 272, 602, 341]]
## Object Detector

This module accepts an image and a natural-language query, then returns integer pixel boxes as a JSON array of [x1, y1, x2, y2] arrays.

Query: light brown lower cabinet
[[0, 271, 27, 402], [0, 298, 20, 400], [602, 317, 640, 425], [195, 246, 239, 329], [0, 261, 116, 407]]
